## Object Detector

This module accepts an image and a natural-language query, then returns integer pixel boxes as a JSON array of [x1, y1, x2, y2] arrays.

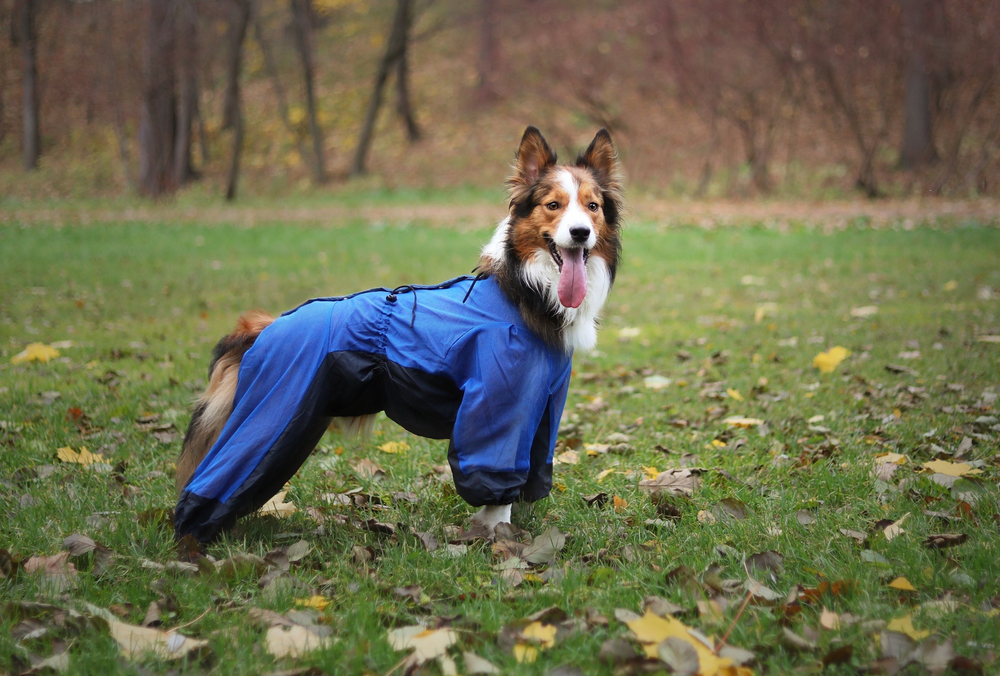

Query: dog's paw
[[471, 504, 512, 531]]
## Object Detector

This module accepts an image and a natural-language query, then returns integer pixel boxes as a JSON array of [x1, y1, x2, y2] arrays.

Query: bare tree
[[474, 0, 499, 104], [224, 0, 251, 201], [20, 0, 40, 170], [290, 0, 327, 184], [137, 0, 177, 197], [173, 0, 199, 185], [898, 0, 938, 168], [350, 0, 418, 177]]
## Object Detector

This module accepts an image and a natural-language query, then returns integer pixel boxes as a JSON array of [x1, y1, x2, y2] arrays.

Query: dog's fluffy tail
[[175, 310, 275, 495]]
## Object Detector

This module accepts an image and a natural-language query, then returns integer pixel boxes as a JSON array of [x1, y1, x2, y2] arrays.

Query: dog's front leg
[[471, 504, 512, 530]]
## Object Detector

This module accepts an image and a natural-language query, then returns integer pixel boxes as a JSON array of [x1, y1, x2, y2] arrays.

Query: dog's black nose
[[569, 226, 591, 243]]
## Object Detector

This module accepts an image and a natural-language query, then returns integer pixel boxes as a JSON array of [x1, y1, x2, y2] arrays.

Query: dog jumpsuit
[[174, 276, 573, 542]]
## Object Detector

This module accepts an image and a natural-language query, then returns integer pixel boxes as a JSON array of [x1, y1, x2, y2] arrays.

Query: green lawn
[[1, 213, 998, 675]]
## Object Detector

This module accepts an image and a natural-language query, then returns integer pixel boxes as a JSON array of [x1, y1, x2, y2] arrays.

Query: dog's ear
[[576, 128, 617, 178], [511, 126, 557, 187]]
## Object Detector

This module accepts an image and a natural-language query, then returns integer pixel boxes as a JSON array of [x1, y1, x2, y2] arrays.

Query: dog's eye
[[588, 202, 600, 212], [546, 201, 560, 211]]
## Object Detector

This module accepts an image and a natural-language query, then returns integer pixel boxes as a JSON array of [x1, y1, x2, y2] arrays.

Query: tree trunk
[[224, 0, 251, 201], [222, 0, 250, 132], [350, 0, 411, 176], [138, 0, 177, 197], [898, 0, 938, 169], [173, 0, 199, 186], [395, 33, 420, 142], [290, 0, 327, 184], [474, 0, 499, 104], [20, 0, 40, 170]]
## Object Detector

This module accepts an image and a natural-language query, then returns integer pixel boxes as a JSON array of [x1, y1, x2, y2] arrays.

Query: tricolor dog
[[174, 127, 623, 542]]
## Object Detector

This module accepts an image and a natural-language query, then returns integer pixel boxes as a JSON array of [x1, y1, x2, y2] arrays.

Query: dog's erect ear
[[512, 126, 557, 187], [576, 128, 617, 178]]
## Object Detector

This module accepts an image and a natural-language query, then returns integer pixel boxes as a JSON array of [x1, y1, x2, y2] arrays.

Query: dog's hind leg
[[175, 310, 274, 495]]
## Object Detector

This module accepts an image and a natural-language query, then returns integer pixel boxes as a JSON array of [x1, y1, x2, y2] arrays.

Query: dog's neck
[[479, 218, 609, 353]]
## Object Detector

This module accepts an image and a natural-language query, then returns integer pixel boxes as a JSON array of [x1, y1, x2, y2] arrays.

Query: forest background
[[2, 0, 999, 204]]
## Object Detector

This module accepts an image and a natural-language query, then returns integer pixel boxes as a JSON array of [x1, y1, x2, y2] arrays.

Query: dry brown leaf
[[638, 468, 700, 496], [521, 527, 566, 564]]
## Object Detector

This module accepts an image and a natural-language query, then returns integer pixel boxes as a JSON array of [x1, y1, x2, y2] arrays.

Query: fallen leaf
[[378, 441, 410, 454], [295, 595, 330, 611], [883, 513, 910, 541], [658, 636, 701, 675], [521, 527, 566, 564], [819, 607, 840, 630], [23, 552, 77, 593], [11, 343, 60, 364], [850, 306, 879, 318], [813, 346, 850, 374], [266, 624, 331, 658], [56, 446, 105, 466], [644, 375, 672, 390], [462, 651, 500, 674], [923, 533, 968, 549], [387, 625, 458, 664], [887, 615, 930, 641], [259, 491, 297, 517], [624, 610, 734, 672], [107, 618, 209, 660], [613, 495, 628, 513], [726, 388, 744, 402], [554, 450, 579, 465], [352, 458, 385, 480], [722, 416, 764, 428], [921, 460, 982, 477], [889, 577, 916, 591], [638, 468, 700, 496]]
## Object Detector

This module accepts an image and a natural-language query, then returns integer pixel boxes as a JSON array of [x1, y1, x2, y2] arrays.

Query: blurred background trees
[[1, 0, 997, 200]]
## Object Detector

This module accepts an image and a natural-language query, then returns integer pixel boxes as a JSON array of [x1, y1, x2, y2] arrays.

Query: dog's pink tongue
[[557, 247, 587, 309]]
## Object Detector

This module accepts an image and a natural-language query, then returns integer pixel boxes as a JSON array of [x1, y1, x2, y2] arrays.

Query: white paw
[[471, 504, 512, 530]]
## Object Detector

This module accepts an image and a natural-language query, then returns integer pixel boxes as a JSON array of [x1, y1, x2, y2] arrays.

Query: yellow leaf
[[553, 482, 567, 492], [295, 595, 331, 610], [887, 614, 930, 641], [875, 452, 908, 465], [613, 495, 628, 513], [889, 577, 916, 591], [259, 490, 297, 517], [642, 466, 659, 479], [625, 610, 733, 672], [726, 388, 744, 402], [711, 439, 727, 448], [921, 460, 982, 477], [520, 622, 556, 648], [378, 441, 410, 454], [11, 343, 60, 364], [943, 280, 958, 291], [56, 446, 105, 466], [513, 644, 537, 663], [813, 346, 851, 374], [596, 469, 615, 483]]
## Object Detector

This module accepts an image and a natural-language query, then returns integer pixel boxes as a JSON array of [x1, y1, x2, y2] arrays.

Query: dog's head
[[505, 127, 623, 309], [481, 127, 623, 351]]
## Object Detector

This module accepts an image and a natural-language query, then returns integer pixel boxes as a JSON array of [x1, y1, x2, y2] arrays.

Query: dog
[[174, 127, 622, 542]]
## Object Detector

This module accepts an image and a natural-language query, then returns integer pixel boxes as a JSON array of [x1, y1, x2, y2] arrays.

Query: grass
[[1, 209, 999, 674]]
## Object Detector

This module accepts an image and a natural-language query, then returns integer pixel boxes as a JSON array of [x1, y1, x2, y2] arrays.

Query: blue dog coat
[[174, 276, 573, 541]]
